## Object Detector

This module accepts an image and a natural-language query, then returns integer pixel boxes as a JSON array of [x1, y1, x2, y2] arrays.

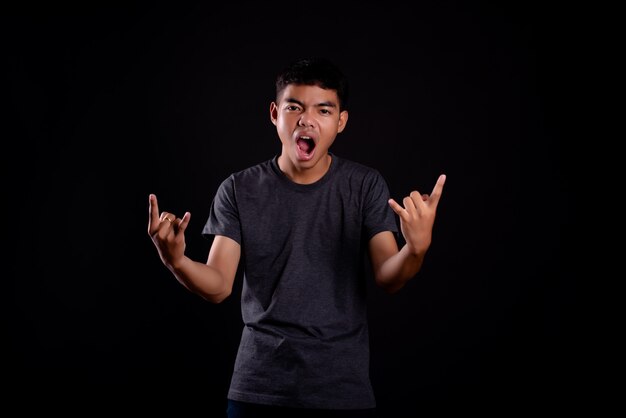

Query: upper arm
[[206, 235, 241, 293], [368, 231, 399, 278]]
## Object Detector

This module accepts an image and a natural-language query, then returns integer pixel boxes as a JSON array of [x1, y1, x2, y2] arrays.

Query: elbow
[[197, 282, 233, 304], [203, 288, 232, 304], [375, 276, 405, 294], [214, 289, 232, 304]]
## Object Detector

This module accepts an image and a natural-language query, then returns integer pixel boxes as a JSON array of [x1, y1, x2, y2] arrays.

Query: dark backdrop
[[4, 2, 571, 416]]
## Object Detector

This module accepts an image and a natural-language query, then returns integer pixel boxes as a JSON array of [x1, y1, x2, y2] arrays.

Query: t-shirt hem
[[366, 227, 398, 242], [201, 229, 241, 245], [227, 389, 377, 410]]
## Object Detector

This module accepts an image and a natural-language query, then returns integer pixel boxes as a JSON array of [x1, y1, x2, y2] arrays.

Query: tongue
[[297, 138, 312, 153]]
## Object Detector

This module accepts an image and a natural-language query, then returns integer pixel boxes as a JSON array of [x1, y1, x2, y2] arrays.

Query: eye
[[320, 108, 331, 115], [286, 105, 300, 112]]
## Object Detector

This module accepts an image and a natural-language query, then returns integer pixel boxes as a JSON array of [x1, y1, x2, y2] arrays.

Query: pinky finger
[[177, 212, 191, 233]]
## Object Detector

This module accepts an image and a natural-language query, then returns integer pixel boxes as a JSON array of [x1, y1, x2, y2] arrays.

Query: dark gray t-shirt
[[203, 153, 398, 409]]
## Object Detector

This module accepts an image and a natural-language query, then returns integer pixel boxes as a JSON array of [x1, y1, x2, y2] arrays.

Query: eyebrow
[[284, 97, 337, 108]]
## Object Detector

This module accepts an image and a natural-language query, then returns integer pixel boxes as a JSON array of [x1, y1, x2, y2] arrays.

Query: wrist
[[168, 255, 187, 272], [406, 243, 428, 258]]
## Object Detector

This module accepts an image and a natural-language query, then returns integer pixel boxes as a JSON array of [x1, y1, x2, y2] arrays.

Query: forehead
[[278, 84, 339, 106]]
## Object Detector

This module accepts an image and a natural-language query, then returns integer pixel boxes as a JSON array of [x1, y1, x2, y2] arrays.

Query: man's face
[[270, 84, 348, 173]]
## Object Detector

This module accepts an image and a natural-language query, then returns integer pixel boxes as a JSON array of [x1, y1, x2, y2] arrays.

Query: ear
[[270, 102, 278, 126], [337, 110, 349, 133]]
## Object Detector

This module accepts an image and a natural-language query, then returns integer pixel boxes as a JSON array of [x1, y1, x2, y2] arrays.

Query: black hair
[[275, 57, 349, 111]]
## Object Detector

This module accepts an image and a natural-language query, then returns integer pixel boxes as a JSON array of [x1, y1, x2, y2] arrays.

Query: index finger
[[148, 194, 160, 229], [429, 174, 446, 205]]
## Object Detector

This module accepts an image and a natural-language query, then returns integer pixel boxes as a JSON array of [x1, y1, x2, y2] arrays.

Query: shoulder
[[215, 158, 277, 197], [218, 158, 275, 186], [231, 158, 273, 179]]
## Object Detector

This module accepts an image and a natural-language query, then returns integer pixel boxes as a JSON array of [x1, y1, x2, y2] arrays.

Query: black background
[[4, 2, 572, 416]]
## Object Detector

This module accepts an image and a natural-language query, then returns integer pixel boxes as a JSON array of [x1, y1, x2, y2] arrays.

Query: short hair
[[275, 57, 349, 111]]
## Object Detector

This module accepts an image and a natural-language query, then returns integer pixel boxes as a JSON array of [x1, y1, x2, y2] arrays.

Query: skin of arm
[[148, 194, 241, 304], [369, 174, 446, 294]]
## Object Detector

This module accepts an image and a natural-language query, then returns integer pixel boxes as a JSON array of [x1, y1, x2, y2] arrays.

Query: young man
[[148, 57, 446, 417]]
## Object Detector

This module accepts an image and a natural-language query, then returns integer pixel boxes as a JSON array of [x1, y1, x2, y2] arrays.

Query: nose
[[298, 111, 315, 127]]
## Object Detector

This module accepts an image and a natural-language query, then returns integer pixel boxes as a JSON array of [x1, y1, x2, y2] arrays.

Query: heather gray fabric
[[203, 153, 398, 409]]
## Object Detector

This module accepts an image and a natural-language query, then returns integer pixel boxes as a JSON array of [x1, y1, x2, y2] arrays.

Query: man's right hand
[[148, 194, 190, 270]]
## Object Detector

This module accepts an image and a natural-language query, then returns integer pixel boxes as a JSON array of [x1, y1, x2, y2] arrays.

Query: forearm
[[167, 256, 232, 303], [375, 244, 426, 293]]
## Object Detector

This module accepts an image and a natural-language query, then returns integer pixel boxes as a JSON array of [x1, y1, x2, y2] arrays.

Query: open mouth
[[296, 136, 316, 160]]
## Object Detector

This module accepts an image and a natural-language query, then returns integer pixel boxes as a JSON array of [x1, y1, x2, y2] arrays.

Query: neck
[[278, 153, 332, 184]]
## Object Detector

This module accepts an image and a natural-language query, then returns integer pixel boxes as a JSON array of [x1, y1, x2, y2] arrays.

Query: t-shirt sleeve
[[363, 170, 398, 241], [202, 175, 242, 244]]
